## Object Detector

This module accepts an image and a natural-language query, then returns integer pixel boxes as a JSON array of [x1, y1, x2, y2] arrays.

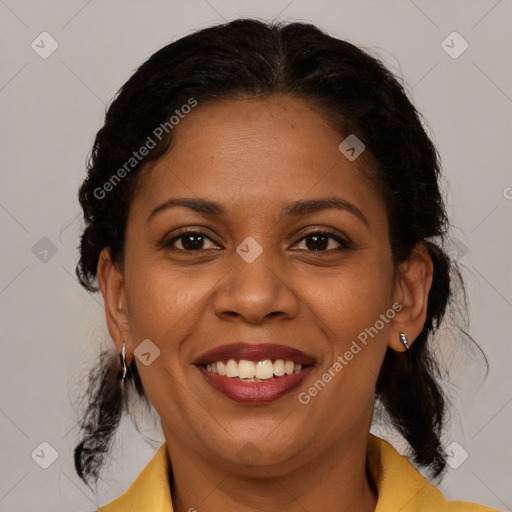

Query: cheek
[[125, 256, 210, 339], [123, 256, 207, 412], [301, 256, 395, 419], [308, 255, 394, 342], [300, 262, 394, 417]]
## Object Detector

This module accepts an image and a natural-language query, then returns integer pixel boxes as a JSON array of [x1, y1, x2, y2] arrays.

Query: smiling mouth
[[201, 358, 310, 382], [197, 361, 315, 404]]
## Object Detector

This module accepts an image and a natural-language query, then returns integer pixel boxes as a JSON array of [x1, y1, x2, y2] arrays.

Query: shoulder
[[97, 442, 173, 512], [367, 434, 499, 512]]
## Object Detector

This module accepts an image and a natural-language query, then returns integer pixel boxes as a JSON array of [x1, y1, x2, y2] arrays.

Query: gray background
[[1, 0, 511, 510]]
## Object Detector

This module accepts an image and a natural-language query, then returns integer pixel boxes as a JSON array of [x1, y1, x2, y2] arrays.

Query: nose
[[212, 250, 300, 325]]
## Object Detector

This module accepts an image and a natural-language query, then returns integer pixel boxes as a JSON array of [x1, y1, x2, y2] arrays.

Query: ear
[[97, 247, 133, 360], [388, 242, 434, 352]]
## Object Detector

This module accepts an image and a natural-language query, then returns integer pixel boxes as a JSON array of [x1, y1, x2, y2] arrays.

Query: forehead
[[132, 95, 385, 226]]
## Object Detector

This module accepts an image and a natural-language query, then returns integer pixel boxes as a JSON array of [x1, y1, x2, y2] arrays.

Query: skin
[[98, 94, 433, 512]]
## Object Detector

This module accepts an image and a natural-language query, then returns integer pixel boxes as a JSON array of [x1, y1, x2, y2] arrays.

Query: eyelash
[[164, 228, 354, 253]]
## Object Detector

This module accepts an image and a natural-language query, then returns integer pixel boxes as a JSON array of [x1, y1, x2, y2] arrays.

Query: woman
[[74, 18, 497, 512]]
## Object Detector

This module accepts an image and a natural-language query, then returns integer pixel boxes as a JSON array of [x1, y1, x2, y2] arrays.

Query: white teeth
[[238, 360, 255, 379], [273, 359, 285, 376], [255, 359, 274, 379], [225, 359, 239, 378], [285, 360, 295, 375], [205, 358, 304, 380]]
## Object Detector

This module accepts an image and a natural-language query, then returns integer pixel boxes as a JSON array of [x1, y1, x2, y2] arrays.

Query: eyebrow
[[146, 196, 368, 227]]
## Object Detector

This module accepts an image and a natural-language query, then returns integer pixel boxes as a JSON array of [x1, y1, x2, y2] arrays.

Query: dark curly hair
[[73, 18, 486, 487]]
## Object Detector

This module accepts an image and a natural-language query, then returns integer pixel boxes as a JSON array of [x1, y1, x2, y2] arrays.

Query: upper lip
[[193, 343, 316, 366]]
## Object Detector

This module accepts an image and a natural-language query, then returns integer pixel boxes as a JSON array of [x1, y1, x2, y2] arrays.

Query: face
[[104, 94, 409, 475]]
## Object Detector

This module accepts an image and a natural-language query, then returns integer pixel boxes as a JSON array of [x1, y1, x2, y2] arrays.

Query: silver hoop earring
[[399, 332, 410, 352], [121, 342, 127, 381]]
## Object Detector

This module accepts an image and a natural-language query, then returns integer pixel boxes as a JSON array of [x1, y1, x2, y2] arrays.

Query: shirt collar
[[98, 434, 496, 512]]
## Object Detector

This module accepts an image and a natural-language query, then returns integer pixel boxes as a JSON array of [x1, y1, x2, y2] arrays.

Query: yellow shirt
[[98, 434, 498, 511]]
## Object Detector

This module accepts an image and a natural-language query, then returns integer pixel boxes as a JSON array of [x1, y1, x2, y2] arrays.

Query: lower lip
[[197, 365, 314, 404]]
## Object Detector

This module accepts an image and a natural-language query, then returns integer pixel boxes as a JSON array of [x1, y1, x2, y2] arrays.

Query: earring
[[399, 332, 410, 353], [120, 342, 127, 381]]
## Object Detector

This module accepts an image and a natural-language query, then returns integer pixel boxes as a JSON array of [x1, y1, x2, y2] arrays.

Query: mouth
[[202, 358, 309, 381], [193, 342, 316, 366], [193, 343, 316, 404]]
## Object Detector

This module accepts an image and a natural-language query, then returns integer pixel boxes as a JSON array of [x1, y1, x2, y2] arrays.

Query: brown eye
[[163, 229, 353, 253], [166, 231, 219, 251], [293, 230, 353, 252]]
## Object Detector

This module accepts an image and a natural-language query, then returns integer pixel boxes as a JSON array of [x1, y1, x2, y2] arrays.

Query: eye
[[292, 230, 353, 252], [165, 230, 220, 252], [163, 228, 353, 253]]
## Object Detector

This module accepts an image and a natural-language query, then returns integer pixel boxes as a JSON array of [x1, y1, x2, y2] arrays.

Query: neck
[[163, 422, 378, 512]]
